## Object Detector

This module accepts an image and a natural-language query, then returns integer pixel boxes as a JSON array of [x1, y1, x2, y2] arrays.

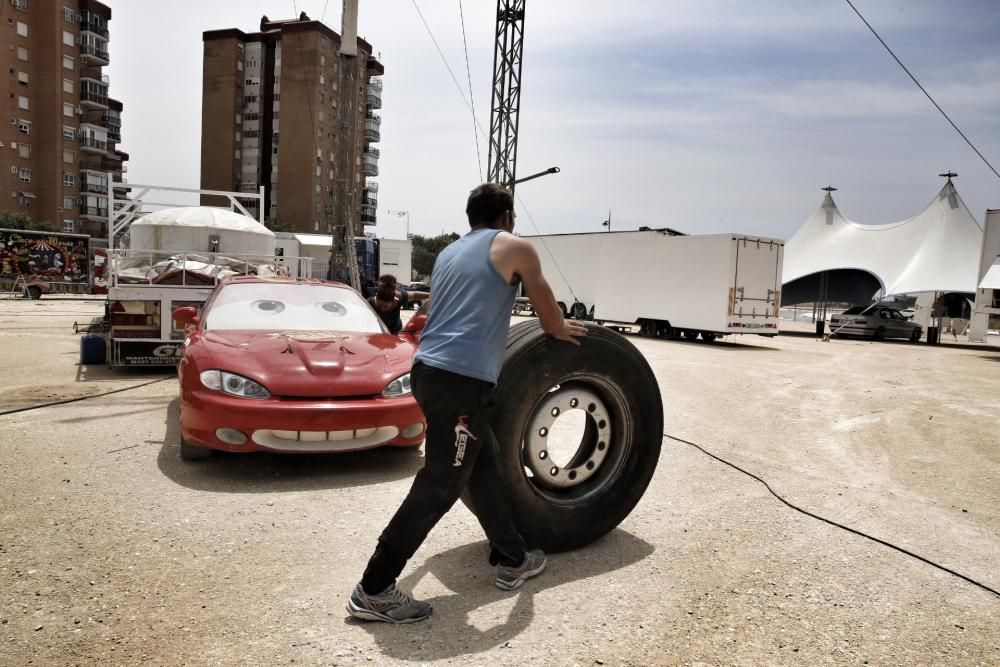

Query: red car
[[173, 276, 427, 460]]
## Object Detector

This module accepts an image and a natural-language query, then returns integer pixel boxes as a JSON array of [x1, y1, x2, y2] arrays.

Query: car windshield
[[204, 282, 385, 333]]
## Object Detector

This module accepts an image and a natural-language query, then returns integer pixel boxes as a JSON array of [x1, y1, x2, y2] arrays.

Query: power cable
[[843, 0, 1000, 181], [513, 191, 579, 304], [0, 377, 172, 417], [458, 0, 484, 180], [410, 0, 491, 142], [667, 433, 1000, 600], [320, 0, 330, 23]]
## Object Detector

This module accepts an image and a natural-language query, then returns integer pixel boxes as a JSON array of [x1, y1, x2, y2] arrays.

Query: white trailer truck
[[524, 230, 784, 341]]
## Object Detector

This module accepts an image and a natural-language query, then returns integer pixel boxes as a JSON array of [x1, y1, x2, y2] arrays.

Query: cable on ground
[[666, 433, 1000, 600], [0, 377, 172, 417]]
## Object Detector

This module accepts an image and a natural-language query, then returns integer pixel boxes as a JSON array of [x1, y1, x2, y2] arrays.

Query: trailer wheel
[[557, 302, 568, 318], [638, 319, 656, 337], [682, 330, 698, 341], [462, 320, 663, 552], [700, 332, 717, 343], [571, 302, 588, 320], [180, 438, 213, 461], [656, 321, 673, 340], [24, 285, 42, 300]]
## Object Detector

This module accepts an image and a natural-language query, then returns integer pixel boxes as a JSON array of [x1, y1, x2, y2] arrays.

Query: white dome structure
[[782, 181, 983, 305], [129, 206, 275, 256]]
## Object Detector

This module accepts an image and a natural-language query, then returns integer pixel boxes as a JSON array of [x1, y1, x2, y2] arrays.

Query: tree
[[411, 232, 459, 278], [0, 211, 57, 232]]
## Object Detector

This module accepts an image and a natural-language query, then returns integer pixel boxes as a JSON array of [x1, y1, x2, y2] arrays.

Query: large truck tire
[[462, 320, 663, 552], [24, 285, 42, 300]]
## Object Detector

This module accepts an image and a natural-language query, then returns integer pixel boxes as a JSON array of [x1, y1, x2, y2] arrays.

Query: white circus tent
[[781, 180, 984, 306]]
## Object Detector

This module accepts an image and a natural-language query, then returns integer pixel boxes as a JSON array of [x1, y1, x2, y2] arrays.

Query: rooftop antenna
[[821, 185, 838, 193], [938, 171, 958, 182]]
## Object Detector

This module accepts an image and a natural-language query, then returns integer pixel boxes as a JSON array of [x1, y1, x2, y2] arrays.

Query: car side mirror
[[172, 306, 200, 327]]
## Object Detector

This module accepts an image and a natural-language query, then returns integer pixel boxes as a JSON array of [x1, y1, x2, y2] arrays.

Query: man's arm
[[508, 238, 587, 345]]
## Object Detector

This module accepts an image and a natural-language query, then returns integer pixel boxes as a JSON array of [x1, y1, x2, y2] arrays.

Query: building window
[[63, 31, 75, 47], [19, 168, 31, 182], [12, 0, 28, 11], [17, 119, 29, 134], [243, 95, 257, 104], [313, 221, 320, 232], [321, 35, 329, 48], [235, 131, 240, 143], [244, 112, 258, 121], [63, 103, 75, 117], [17, 46, 28, 61], [63, 196, 76, 209], [315, 203, 321, 213], [63, 7, 75, 22], [236, 61, 243, 72], [320, 55, 326, 66], [63, 220, 76, 232], [272, 93, 280, 102], [17, 71, 28, 85], [63, 126, 76, 140], [17, 95, 28, 110], [315, 166, 321, 177], [319, 74, 325, 85], [16, 22, 28, 37], [315, 184, 320, 194], [62, 78, 74, 93], [63, 150, 75, 163], [63, 55, 74, 70], [992, 289, 1000, 309], [63, 172, 75, 187], [234, 149, 241, 159], [18, 143, 29, 158]]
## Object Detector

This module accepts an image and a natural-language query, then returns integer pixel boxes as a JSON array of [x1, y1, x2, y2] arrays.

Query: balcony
[[80, 13, 110, 39], [366, 79, 383, 109], [80, 204, 108, 219], [80, 136, 108, 153], [80, 82, 109, 109], [364, 181, 378, 193], [80, 43, 110, 65], [361, 148, 379, 177], [363, 114, 381, 142], [360, 205, 377, 225], [80, 180, 109, 195]]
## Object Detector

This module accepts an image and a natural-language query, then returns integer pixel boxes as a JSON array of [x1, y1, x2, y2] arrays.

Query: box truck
[[524, 230, 783, 341]]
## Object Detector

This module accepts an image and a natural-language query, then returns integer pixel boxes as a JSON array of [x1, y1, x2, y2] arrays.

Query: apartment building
[[201, 14, 383, 236], [0, 0, 128, 242]]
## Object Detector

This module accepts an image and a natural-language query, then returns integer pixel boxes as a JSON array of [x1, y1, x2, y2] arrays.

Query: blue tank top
[[414, 228, 516, 383]]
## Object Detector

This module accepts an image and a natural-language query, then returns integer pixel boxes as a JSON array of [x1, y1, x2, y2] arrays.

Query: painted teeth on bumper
[[253, 427, 400, 451]]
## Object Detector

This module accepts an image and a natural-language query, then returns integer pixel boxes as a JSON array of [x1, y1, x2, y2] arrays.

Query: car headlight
[[382, 372, 412, 398], [199, 370, 270, 399]]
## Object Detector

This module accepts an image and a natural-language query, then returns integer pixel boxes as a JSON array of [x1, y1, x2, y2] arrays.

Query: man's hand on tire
[[552, 321, 588, 345]]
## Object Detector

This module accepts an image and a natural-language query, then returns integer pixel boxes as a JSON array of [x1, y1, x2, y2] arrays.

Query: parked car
[[829, 305, 922, 341], [172, 276, 427, 460], [899, 307, 916, 319]]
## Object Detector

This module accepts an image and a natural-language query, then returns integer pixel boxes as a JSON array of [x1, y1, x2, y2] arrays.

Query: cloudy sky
[[108, 1, 1000, 241]]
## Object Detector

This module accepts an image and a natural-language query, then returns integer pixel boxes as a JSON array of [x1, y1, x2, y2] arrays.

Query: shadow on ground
[[156, 397, 424, 493], [344, 529, 655, 661]]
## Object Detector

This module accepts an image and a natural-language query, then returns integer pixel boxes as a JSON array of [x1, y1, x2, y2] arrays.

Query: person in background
[[369, 274, 429, 334], [347, 182, 587, 624]]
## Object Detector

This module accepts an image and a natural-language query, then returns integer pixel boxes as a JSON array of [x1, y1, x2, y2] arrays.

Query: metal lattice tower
[[487, 0, 526, 195]]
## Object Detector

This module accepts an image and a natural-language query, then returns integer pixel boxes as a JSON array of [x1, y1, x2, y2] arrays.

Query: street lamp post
[[387, 209, 409, 238], [602, 210, 611, 232]]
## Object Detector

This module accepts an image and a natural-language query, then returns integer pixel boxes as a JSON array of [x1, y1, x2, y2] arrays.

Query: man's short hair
[[466, 183, 513, 228]]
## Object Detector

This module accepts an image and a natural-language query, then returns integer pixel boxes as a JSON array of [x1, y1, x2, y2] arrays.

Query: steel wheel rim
[[520, 377, 632, 502]]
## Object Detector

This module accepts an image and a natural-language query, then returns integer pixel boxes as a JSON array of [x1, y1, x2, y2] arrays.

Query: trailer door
[[731, 237, 782, 319]]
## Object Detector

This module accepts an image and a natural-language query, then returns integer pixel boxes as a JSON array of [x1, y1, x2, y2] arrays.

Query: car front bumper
[[180, 388, 426, 453]]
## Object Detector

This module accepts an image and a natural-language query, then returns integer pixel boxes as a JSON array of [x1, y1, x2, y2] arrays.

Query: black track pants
[[360, 362, 526, 594]]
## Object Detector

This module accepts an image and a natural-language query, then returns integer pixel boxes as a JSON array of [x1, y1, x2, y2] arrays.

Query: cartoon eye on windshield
[[251, 300, 286, 314], [318, 302, 347, 316]]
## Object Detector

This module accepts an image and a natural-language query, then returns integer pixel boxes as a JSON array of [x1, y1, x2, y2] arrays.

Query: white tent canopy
[[782, 182, 984, 304], [129, 206, 275, 255]]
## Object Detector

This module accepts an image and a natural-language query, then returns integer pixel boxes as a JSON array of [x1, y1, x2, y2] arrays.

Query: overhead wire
[[668, 433, 1000, 600], [458, 0, 484, 180], [842, 0, 1000, 181]]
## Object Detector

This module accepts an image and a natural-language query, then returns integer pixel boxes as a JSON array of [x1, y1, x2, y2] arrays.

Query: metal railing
[[109, 249, 314, 288], [80, 44, 110, 62], [80, 137, 108, 152]]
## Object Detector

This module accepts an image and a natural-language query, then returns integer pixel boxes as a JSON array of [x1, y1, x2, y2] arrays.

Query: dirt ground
[[1, 296, 998, 666]]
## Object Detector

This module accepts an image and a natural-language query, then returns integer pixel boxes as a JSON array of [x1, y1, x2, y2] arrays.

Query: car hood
[[195, 329, 415, 398]]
